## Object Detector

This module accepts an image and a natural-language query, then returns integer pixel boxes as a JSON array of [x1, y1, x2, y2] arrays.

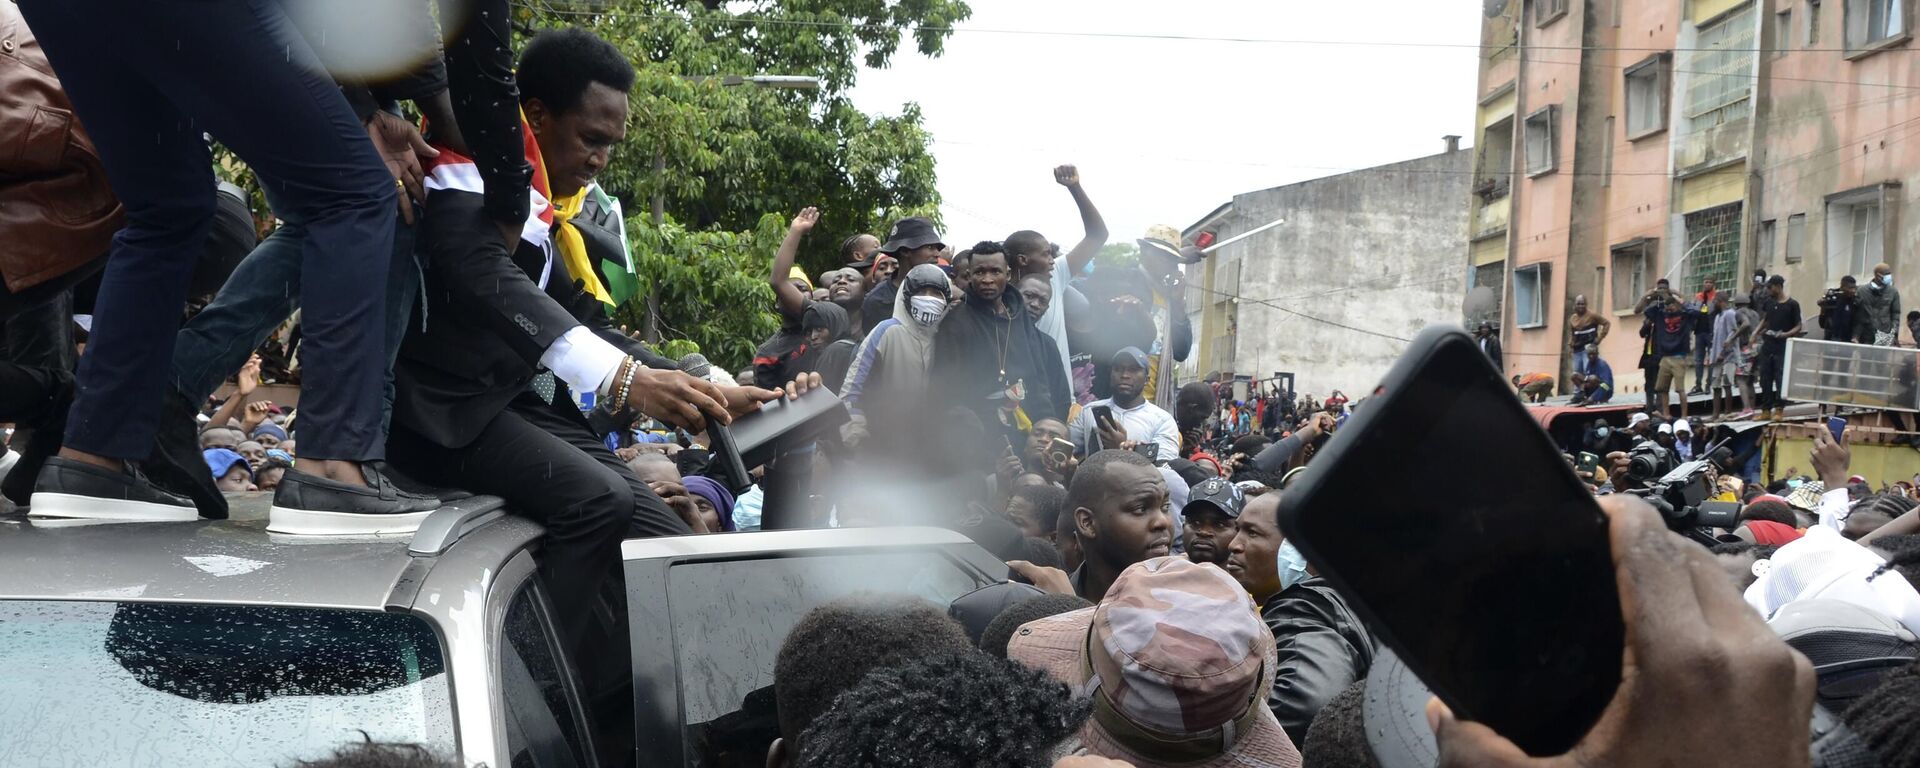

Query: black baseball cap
[[879, 216, 943, 255], [1183, 477, 1244, 519]]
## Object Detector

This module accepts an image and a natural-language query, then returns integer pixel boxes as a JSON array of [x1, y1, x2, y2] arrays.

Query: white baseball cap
[[1629, 413, 1650, 427], [1657, 423, 1674, 435]]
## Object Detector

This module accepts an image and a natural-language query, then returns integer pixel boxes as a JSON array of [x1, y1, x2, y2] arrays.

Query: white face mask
[[908, 295, 947, 326]]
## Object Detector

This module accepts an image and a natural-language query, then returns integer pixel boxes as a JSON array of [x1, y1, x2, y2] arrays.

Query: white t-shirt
[[1069, 397, 1181, 461], [1036, 257, 1074, 388]]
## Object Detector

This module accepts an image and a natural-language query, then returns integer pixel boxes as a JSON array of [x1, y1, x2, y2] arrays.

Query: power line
[[513, 4, 1920, 56]]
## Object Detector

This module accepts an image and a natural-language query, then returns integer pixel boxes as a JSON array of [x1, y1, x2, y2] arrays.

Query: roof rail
[[407, 496, 509, 556]]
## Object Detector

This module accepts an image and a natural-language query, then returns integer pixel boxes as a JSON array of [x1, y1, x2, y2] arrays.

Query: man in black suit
[[1475, 320, 1503, 370], [387, 29, 787, 647]]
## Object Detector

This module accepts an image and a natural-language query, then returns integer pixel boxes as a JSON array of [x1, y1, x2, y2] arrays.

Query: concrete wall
[[1758, 0, 1920, 312], [1502, 0, 1589, 382], [1194, 149, 1472, 397], [1592, 0, 1679, 395]]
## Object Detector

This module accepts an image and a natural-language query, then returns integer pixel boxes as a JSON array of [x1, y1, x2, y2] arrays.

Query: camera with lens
[[1621, 442, 1741, 547], [1820, 287, 1847, 307]]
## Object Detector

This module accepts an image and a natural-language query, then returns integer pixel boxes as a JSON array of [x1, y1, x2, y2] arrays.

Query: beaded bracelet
[[614, 356, 640, 412]]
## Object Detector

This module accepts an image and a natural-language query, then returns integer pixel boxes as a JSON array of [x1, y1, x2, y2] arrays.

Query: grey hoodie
[[839, 264, 949, 446]]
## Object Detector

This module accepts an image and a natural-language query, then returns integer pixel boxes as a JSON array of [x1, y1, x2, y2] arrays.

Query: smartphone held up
[[1280, 325, 1623, 757]]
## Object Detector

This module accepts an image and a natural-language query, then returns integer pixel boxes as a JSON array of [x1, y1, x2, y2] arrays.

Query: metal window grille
[[1684, 203, 1742, 292], [1686, 7, 1755, 129]]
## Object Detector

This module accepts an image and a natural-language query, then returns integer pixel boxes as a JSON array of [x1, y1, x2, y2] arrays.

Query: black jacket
[[394, 182, 672, 449], [1476, 333, 1503, 369], [931, 290, 1072, 436], [327, 0, 530, 228], [1260, 577, 1377, 748]]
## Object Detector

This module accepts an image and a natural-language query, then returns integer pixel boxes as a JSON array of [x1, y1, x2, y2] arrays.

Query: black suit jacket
[[1478, 334, 1503, 369], [394, 188, 671, 449]]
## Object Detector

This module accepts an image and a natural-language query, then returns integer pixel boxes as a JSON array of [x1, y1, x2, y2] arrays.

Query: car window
[[501, 584, 588, 768], [664, 550, 982, 762], [0, 600, 454, 767]]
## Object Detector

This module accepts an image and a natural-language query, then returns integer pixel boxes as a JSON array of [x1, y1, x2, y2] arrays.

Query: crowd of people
[[3, 3, 1920, 767], [1490, 266, 1919, 429]]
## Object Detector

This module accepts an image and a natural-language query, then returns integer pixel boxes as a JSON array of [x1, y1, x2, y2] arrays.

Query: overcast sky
[[848, 0, 1484, 248]]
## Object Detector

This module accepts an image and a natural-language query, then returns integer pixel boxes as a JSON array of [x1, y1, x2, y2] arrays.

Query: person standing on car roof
[[19, 0, 439, 523]]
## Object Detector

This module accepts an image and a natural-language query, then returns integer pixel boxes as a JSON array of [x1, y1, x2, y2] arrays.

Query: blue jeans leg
[[26, 0, 396, 461], [172, 224, 304, 406], [173, 211, 419, 435]]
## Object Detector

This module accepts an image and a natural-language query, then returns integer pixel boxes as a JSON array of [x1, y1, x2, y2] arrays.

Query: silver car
[[0, 499, 1007, 767]]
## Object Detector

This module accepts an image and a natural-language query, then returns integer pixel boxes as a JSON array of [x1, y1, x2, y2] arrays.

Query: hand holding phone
[[1577, 452, 1600, 474], [1092, 405, 1127, 451], [1281, 325, 1622, 756], [1431, 495, 1817, 767], [1044, 438, 1076, 471], [1811, 418, 1852, 490]]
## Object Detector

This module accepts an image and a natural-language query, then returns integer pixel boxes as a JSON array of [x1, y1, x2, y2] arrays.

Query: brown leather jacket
[[0, 3, 121, 293]]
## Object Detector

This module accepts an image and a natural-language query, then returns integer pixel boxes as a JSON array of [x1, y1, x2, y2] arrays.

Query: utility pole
[[642, 74, 820, 343]]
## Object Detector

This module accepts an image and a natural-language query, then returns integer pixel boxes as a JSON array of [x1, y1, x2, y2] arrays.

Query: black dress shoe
[[377, 460, 475, 502], [29, 456, 197, 521], [141, 389, 229, 520], [268, 461, 441, 535]]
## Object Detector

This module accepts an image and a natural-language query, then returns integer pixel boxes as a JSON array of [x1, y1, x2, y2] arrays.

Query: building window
[[1611, 240, 1654, 313], [1524, 105, 1559, 177], [1624, 54, 1670, 138], [1758, 219, 1778, 267], [1809, 0, 1823, 44], [1777, 10, 1794, 55], [1846, 0, 1906, 50], [1826, 187, 1888, 278], [1686, 6, 1756, 130], [1684, 203, 1743, 293], [1786, 213, 1808, 263], [1514, 263, 1550, 329], [1478, 116, 1515, 200], [1535, 0, 1569, 27]]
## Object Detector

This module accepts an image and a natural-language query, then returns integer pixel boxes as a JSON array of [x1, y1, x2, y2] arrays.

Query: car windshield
[[0, 600, 454, 767]]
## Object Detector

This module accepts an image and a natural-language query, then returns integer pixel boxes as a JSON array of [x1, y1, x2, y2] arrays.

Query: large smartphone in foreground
[[1278, 325, 1622, 756]]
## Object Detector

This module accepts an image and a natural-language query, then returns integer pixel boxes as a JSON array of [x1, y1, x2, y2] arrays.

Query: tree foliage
[[515, 0, 965, 368], [607, 213, 786, 369]]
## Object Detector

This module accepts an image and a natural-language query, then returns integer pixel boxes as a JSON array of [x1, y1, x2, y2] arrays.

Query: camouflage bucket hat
[[1007, 557, 1302, 768]]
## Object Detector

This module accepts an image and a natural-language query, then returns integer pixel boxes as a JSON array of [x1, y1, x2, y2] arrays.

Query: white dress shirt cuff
[[1818, 487, 1851, 533], [539, 325, 627, 398]]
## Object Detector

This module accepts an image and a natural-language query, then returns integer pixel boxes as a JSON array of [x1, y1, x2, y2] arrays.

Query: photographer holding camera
[[1817, 275, 1861, 344], [1635, 283, 1697, 419]]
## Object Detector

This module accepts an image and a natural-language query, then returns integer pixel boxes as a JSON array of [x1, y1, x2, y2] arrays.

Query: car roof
[[0, 495, 530, 611]]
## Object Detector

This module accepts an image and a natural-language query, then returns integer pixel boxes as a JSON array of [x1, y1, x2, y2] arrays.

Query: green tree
[[517, 0, 965, 368], [1098, 242, 1140, 270]]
